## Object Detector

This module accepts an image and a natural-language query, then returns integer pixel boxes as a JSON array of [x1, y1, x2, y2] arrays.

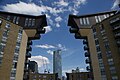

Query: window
[[25, 18, 28, 26], [108, 58, 114, 65], [98, 16, 101, 22], [28, 18, 32, 26], [16, 17, 19, 24], [98, 53, 102, 59], [95, 39, 99, 45], [106, 51, 112, 57], [7, 16, 10, 20], [104, 41, 110, 50], [79, 17, 90, 25], [95, 16, 99, 23], [110, 66, 116, 74], [80, 18, 83, 25], [5, 23, 10, 28], [32, 19, 35, 26], [112, 76, 118, 80], [96, 46, 101, 52], [100, 24, 104, 31]]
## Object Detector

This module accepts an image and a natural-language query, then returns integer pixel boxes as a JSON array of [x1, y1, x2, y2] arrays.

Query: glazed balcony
[[85, 52, 90, 57], [86, 66, 91, 71], [84, 45, 89, 50], [83, 39, 88, 44], [27, 40, 33, 45], [26, 45, 32, 51], [26, 52, 31, 58], [85, 58, 91, 64]]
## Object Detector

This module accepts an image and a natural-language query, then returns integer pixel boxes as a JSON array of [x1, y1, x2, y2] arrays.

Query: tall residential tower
[[53, 50, 62, 79]]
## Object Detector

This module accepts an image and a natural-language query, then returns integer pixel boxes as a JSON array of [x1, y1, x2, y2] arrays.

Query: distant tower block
[[53, 50, 62, 80]]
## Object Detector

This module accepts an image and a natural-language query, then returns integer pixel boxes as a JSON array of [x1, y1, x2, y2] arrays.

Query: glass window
[[13, 16, 16, 23], [7, 16, 10, 20], [95, 16, 99, 23], [28, 18, 32, 26], [98, 16, 101, 22], [16, 17, 19, 24], [95, 39, 99, 45], [5, 23, 10, 28], [96, 46, 101, 52], [112, 76, 118, 80], [79, 18, 83, 25], [86, 17, 90, 25], [25, 18, 28, 26], [83, 18, 86, 25], [32, 19, 35, 26]]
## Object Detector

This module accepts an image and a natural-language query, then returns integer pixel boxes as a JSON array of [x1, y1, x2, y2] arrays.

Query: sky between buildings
[[0, 0, 119, 76]]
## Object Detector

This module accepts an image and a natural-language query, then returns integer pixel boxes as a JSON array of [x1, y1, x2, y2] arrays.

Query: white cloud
[[111, 0, 120, 9], [2, 1, 47, 15], [73, 0, 87, 8], [44, 26, 52, 33], [29, 55, 50, 68], [55, 16, 62, 22], [56, 23, 60, 27], [35, 44, 55, 49], [53, 0, 69, 7], [47, 50, 53, 55], [57, 44, 67, 51], [2, 1, 65, 16]]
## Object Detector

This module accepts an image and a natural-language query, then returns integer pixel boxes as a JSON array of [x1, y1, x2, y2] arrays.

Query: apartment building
[[68, 10, 117, 80], [0, 11, 47, 80]]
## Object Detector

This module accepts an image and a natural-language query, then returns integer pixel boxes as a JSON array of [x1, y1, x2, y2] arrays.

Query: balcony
[[27, 40, 33, 45], [26, 52, 31, 58], [115, 33, 120, 38], [85, 58, 91, 64], [85, 52, 90, 57], [26, 45, 32, 51], [86, 66, 91, 71], [113, 25, 120, 31], [117, 41, 120, 47], [69, 28, 79, 33], [83, 39, 88, 44], [110, 17, 120, 25], [84, 45, 89, 50]]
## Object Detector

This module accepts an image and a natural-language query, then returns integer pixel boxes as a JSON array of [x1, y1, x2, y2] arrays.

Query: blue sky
[[0, 0, 118, 76]]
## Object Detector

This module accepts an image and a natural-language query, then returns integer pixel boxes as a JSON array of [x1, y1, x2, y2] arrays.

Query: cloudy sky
[[0, 0, 119, 76]]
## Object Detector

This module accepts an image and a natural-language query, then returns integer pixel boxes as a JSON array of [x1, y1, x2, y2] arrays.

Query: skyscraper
[[53, 50, 62, 79]]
